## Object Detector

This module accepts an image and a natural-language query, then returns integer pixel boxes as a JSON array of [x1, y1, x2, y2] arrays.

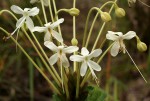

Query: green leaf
[[85, 86, 107, 101]]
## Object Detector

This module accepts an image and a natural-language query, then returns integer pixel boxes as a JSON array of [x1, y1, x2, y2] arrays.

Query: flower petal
[[80, 61, 88, 76], [87, 60, 101, 71], [50, 18, 64, 29], [63, 46, 79, 53], [51, 30, 63, 42], [44, 31, 52, 42], [32, 26, 47, 32], [106, 32, 118, 41], [11, 5, 24, 14], [110, 41, 120, 57], [123, 31, 136, 40], [28, 7, 39, 16], [62, 54, 70, 68], [16, 17, 26, 28], [49, 53, 58, 65], [44, 41, 58, 51], [70, 55, 84, 62], [81, 47, 89, 56], [88, 49, 102, 59], [25, 17, 34, 31], [89, 66, 97, 79]]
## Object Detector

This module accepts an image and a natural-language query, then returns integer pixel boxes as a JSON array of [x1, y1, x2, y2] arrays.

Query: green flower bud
[[137, 41, 147, 52], [115, 8, 126, 17], [69, 8, 80, 16], [71, 38, 78, 46], [100, 12, 111, 22]]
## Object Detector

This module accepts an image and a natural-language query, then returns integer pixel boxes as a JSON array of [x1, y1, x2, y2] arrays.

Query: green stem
[[36, 15, 43, 26], [1, 10, 61, 87], [30, 31, 62, 85], [0, 27, 61, 95], [52, 0, 62, 36], [84, 1, 114, 47], [48, 0, 54, 22], [92, 0, 117, 51], [62, 66, 70, 100], [40, 0, 48, 23]]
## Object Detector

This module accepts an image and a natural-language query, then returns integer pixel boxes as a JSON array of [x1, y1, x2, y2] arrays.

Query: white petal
[[44, 22, 51, 27], [11, 5, 23, 14], [89, 66, 97, 79], [110, 41, 120, 57], [106, 32, 118, 41], [50, 18, 64, 29], [44, 41, 58, 51], [116, 32, 123, 36], [44, 31, 52, 42], [49, 53, 58, 65], [16, 17, 26, 28], [80, 61, 88, 76], [87, 60, 101, 71], [123, 31, 136, 40], [43, 0, 49, 6], [25, 17, 34, 31], [81, 47, 89, 56], [32, 26, 47, 32], [88, 49, 102, 59], [62, 54, 70, 68], [28, 7, 39, 16], [51, 30, 63, 42], [63, 46, 79, 54], [70, 55, 84, 62]]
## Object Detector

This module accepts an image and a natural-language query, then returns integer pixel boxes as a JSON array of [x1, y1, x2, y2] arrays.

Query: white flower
[[10, 5, 39, 37], [32, 18, 64, 43], [106, 31, 136, 57], [44, 41, 79, 68], [30, 0, 49, 6], [70, 47, 102, 78]]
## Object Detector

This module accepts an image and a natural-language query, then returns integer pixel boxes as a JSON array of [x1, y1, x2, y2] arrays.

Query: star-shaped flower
[[70, 47, 102, 78], [9, 5, 39, 38], [32, 19, 64, 43], [106, 31, 136, 57], [44, 41, 79, 68], [30, 0, 49, 6]]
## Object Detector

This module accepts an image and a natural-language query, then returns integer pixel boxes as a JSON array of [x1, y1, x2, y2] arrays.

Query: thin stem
[[82, 7, 101, 46], [91, 0, 117, 51], [138, 0, 150, 7], [30, 31, 62, 85], [85, 1, 115, 48], [1, 9, 61, 86], [40, 0, 48, 23], [48, 0, 54, 22], [52, 0, 62, 35], [36, 15, 43, 26], [0, 27, 61, 95], [23, 29, 61, 87], [125, 48, 147, 83], [62, 65, 70, 100]]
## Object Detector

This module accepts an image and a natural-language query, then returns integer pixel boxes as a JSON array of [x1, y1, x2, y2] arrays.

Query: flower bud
[[69, 8, 80, 16], [100, 12, 111, 22], [137, 41, 147, 52], [115, 8, 126, 17], [71, 38, 78, 46]]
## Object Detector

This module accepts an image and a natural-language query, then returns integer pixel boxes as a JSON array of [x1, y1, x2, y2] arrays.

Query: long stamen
[[125, 48, 147, 83]]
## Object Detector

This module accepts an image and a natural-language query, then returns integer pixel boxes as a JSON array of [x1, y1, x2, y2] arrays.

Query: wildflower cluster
[[0, 0, 148, 100]]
